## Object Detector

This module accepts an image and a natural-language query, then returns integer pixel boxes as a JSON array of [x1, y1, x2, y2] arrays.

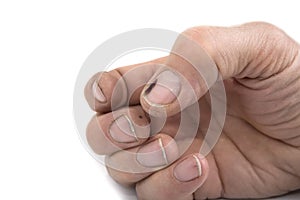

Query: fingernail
[[137, 138, 168, 167], [144, 71, 180, 105], [174, 155, 202, 182], [109, 115, 138, 143], [92, 81, 106, 102]]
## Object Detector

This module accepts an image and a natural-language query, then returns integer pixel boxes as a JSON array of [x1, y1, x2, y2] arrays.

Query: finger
[[105, 133, 179, 186], [136, 153, 209, 200], [84, 57, 166, 113], [86, 105, 150, 155], [140, 22, 298, 117]]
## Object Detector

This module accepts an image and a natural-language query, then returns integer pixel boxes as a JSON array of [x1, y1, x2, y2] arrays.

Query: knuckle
[[180, 26, 214, 50], [244, 22, 298, 75], [244, 21, 294, 45], [182, 26, 211, 38], [106, 167, 136, 186], [135, 182, 146, 200], [243, 21, 285, 34], [183, 26, 230, 78], [86, 115, 106, 155]]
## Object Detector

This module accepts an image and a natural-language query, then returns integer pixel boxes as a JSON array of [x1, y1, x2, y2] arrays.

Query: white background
[[0, 0, 300, 199]]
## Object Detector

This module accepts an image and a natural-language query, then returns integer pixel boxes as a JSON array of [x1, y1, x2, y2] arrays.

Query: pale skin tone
[[84, 22, 300, 199]]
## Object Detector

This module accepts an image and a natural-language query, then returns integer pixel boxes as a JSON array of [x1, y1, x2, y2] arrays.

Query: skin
[[84, 22, 300, 199]]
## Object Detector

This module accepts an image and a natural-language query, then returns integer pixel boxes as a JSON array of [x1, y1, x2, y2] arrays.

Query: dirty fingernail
[[144, 71, 180, 105]]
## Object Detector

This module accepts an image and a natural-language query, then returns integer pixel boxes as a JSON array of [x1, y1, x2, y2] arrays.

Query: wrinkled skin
[[85, 22, 300, 199]]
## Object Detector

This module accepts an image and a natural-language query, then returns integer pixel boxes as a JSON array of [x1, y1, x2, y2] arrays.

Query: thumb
[[140, 22, 298, 117]]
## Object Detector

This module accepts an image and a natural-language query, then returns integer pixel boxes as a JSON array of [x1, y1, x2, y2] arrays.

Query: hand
[[84, 22, 300, 199]]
